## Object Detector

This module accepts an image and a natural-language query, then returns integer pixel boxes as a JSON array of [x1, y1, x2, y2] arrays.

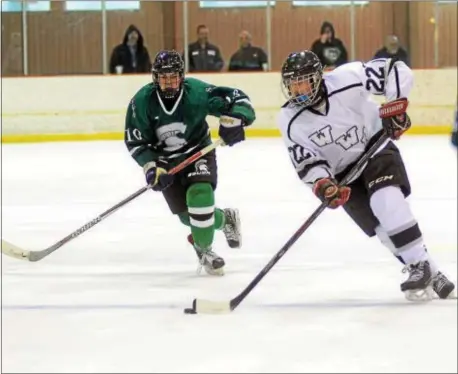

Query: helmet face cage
[[152, 51, 184, 99], [281, 70, 322, 107], [281, 51, 323, 107]]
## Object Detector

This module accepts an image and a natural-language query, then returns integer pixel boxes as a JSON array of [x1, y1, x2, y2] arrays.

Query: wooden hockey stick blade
[[191, 298, 233, 314], [2, 238, 73, 262], [1, 239, 32, 261]]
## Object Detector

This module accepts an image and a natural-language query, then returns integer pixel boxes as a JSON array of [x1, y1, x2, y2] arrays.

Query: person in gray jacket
[[186, 25, 224, 72]]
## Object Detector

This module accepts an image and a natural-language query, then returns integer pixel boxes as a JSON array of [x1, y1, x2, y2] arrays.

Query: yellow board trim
[[1, 126, 453, 143]]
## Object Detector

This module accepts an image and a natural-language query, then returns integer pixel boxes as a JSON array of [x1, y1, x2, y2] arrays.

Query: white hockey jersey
[[278, 58, 414, 185]]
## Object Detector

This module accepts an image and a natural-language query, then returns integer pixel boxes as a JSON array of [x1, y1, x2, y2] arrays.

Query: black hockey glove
[[218, 115, 246, 146], [143, 162, 174, 192], [380, 98, 411, 140]]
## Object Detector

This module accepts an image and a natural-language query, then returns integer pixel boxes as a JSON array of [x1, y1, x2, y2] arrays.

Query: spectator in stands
[[186, 25, 224, 72], [228, 30, 268, 72], [373, 35, 410, 67], [109, 25, 151, 74], [311, 21, 348, 69]]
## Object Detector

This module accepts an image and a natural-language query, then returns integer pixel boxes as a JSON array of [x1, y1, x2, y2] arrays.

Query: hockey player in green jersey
[[124, 50, 256, 276]]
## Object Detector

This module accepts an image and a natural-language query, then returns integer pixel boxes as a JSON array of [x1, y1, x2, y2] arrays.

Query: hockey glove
[[313, 178, 351, 209], [380, 98, 411, 140], [144, 162, 174, 192], [218, 115, 246, 146]]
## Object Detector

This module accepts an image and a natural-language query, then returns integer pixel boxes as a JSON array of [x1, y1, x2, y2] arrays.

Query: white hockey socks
[[370, 186, 434, 268]]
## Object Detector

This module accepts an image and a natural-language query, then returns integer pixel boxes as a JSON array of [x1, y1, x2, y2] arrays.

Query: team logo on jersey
[[335, 125, 359, 150], [309, 125, 334, 147], [156, 122, 187, 152], [309, 125, 361, 151], [188, 159, 211, 177]]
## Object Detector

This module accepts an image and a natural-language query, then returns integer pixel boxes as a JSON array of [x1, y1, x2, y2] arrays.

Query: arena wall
[[1, 69, 456, 143]]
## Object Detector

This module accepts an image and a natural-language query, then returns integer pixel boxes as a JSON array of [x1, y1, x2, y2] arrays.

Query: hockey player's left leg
[[186, 182, 225, 276], [370, 186, 434, 301]]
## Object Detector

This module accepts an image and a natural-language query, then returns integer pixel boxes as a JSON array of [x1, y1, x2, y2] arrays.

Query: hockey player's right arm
[[279, 105, 351, 208], [285, 139, 350, 208], [124, 97, 159, 168], [125, 98, 175, 189], [286, 140, 331, 186]]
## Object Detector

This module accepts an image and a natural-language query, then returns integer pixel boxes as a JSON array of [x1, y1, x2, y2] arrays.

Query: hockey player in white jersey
[[278, 50, 455, 300]]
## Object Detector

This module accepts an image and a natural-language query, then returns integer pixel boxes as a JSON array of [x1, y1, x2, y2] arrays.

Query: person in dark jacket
[[373, 35, 410, 67], [311, 21, 348, 68], [186, 25, 224, 72], [109, 25, 151, 74], [228, 30, 268, 72]]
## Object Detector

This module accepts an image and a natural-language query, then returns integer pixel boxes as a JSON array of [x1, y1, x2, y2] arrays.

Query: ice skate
[[222, 208, 242, 248], [432, 271, 456, 299], [401, 261, 434, 301], [187, 234, 225, 276]]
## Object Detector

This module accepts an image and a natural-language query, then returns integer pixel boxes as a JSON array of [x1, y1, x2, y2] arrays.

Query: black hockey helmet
[[281, 50, 323, 107], [152, 50, 185, 99]]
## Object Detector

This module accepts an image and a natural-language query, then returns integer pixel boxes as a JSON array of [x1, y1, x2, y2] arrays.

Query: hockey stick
[[2, 138, 225, 262], [186, 133, 390, 314]]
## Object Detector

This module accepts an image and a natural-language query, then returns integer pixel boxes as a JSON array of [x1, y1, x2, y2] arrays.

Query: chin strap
[[156, 88, 184, 115]]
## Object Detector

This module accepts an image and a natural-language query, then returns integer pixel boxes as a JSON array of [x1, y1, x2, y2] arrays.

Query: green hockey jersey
[[124, 77, 256, 167]]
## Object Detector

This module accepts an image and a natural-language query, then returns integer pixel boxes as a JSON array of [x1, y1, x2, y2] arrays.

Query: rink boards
[[1, 69, 457, 143]]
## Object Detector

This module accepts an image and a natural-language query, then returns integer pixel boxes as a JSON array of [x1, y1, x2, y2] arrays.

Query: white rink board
[[1, 137, 457, 373], [1, 68, 457, 139]]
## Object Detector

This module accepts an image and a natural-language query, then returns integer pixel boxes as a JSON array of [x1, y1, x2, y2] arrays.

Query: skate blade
[[204, 266, 225, 276], [195, 263, 225, 276], [404, 287, 434, 302]]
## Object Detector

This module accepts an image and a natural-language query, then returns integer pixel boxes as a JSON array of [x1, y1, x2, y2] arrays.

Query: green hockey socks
[[185, 183, 225, 250]]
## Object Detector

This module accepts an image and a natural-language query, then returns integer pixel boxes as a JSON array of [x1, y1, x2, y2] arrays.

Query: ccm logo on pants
[[368, 175, 394, 188]]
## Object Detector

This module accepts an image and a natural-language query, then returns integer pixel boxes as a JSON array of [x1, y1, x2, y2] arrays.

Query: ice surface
[[1, 137, 457, 373]]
